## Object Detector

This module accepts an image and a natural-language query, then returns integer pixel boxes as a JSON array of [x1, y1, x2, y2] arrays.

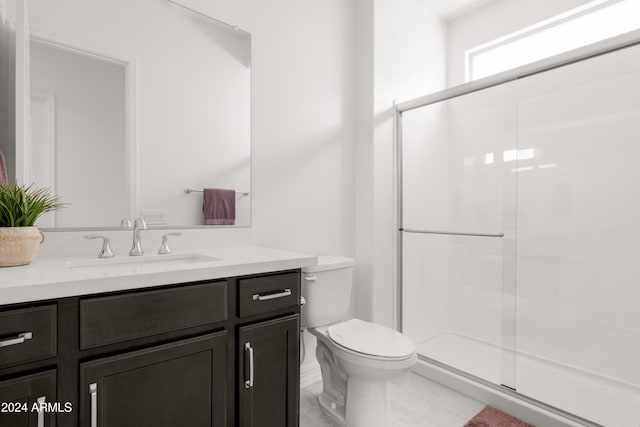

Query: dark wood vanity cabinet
[[0, 369, 57, 427], [0, 305, 58, 427], [0, 305, 57, 369], [236, 271, 300, 427], [238, 315, 299, 427], [0, 269, 301, 427], [79, 333, 227, 427]]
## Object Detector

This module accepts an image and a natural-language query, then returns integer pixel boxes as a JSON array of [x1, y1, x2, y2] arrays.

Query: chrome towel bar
[[184, 188, 249, 196]]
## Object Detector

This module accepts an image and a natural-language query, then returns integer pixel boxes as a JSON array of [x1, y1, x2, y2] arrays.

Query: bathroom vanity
[[0, 246, 315, 427]]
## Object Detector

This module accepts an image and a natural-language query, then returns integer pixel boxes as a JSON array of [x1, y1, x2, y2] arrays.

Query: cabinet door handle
[[0, 331, 33, 347], [89, 383, 98, 427], [244, 342, 254, 389], [36, 396, 46, 427], [252, 289, 291, 301]]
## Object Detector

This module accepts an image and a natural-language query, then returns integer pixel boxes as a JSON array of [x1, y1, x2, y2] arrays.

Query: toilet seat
[[327, 319, 415, 360]]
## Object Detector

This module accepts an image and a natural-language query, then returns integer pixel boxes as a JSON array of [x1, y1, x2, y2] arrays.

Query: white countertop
[[0, 245, 317, 305]]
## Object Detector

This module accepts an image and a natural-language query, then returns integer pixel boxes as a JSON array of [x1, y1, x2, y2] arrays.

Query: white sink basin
[[67, 253, 220, 270]]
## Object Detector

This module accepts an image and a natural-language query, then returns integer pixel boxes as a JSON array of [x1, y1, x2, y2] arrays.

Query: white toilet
[[302, 255, 417, 427]]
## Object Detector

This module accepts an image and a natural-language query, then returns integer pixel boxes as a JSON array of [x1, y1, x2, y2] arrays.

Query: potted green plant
[[0, 183, 65, 267]]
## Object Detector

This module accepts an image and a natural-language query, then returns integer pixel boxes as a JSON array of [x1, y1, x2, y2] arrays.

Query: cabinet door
[[0, 369, 56, 427], [238, 314, 299, 427], [79, 332, 226, 427]]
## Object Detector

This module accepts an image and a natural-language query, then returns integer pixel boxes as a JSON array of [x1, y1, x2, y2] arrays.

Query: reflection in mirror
[[0, 0, 23, 183], [30, 39, 128, 228], [26, 0, 251, 229]]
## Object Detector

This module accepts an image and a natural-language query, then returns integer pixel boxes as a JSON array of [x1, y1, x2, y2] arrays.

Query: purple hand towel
[[0, 151, 8, 185], [203, 188, 236, 225]]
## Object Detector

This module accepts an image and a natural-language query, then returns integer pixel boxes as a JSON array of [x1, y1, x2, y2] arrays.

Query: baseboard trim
[[300, 362, 322, 389]]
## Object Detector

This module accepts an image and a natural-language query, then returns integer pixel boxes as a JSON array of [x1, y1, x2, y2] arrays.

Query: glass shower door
[[400, 81, 517, 387], [515, 42, 640, 427]]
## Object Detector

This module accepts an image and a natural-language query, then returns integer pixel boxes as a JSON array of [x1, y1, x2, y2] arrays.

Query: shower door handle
[[401, 228, 504, 238]]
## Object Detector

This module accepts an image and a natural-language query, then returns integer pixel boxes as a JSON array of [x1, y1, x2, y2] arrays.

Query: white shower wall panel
[[516, 42, 640, 425], [402, 233, 505, 346], [401, 81, 518, 386], [402, 83, 517, 233], [401, 103, 450, 231]]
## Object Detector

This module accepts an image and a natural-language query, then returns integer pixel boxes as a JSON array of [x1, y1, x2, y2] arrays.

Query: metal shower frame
[[393, 28, 640, 427]]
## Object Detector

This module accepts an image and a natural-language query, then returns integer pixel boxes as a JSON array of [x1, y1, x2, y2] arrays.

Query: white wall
[[356, 0, 447, 328], [182, 0, 358, 377], [177, 0, 447, 373], [447, 0, 594, 86], [32, 0, 359, 375], [35, 0, 442, 378], [129, 0, 358, 258], [34, 0, 357, 281]]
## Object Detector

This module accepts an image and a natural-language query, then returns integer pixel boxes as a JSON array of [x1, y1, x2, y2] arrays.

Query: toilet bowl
[[302, 256, 417, 427]]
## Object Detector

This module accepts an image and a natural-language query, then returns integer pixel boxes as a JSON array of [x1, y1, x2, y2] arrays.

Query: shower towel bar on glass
[[400, 228, 504, 238], [184, 188, 250, 196]]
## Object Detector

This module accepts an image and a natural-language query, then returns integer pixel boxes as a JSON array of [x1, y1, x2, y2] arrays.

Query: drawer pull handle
[[252, 288, 292, 301], [0, 331, 33, 347], [89, 383, 98, 427], [304, 275, 317, 281], [244, 342, 254, 389], [36, 396, 46, 427]]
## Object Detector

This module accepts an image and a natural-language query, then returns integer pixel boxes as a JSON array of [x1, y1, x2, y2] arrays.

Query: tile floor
[[300, 371, 486, 427]]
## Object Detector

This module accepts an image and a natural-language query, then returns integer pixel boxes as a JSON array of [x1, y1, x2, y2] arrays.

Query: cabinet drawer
[[0, 305, 57, 369], [80, 281, 227, 350], [238, 272, 300, 318]]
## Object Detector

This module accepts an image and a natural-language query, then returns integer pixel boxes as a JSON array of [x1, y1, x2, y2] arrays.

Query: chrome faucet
[[129, 218, 147, 256]]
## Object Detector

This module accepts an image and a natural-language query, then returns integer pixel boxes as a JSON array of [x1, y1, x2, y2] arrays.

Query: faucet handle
[[134, 217, 147, 229], [158, 232, 182, 255], [120, 218, 132, 229], [84, 235, 115, 258]]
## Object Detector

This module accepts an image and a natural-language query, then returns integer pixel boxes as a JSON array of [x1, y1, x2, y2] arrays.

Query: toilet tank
[[301, 255, 355, 328]]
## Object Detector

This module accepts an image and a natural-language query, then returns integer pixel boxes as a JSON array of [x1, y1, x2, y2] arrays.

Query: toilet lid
[[328, 319, 415, 359]]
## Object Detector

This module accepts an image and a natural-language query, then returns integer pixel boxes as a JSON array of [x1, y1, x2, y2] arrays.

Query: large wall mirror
[[22, 0, 251, 229]]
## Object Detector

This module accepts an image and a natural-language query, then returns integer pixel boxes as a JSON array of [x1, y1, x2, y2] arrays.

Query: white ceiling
[[422, 0, 496, 21]]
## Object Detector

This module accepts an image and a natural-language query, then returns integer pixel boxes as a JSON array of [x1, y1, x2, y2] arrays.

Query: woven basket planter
[[0, 226, 45, 267]]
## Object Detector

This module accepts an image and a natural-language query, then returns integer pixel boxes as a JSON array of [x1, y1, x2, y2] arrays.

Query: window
[[465, 0, 640, 82]]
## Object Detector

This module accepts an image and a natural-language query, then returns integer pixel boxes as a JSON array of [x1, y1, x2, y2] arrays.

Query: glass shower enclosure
[[397, 36, 640, 427]]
